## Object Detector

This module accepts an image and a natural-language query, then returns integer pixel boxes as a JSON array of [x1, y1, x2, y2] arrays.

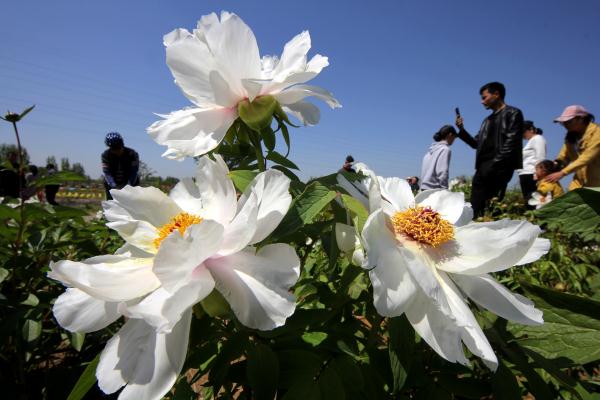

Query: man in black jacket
[[455, 82, 524, 218], [101, 132, 140, 200]]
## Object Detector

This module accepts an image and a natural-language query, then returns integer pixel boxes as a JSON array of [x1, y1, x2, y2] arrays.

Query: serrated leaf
[[66, 354, 99, 400], [508, 282, 600, 365], [228, 170, 258, 193], [238, 95, 277, 131], [246, 344, 279, 400]]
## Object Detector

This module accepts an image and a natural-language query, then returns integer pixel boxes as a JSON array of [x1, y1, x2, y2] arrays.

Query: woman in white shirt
[[519, 120, 546, 205]]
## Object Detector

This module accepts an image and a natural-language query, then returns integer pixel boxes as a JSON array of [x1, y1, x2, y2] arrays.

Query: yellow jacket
[[556, 122, 600, 190], [537, 180, 564, 198]]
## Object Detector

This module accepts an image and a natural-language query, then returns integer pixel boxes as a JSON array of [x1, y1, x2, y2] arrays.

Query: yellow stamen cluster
[[154, 212, 203, 249], [391, 206, 454, 247]]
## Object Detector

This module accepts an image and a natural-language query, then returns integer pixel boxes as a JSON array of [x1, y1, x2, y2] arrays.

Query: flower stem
[[11, 121, 26, 253]]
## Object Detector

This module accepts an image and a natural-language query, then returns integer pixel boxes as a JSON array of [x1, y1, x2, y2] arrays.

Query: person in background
[[455, 82, 524, 218], [546, 105, 600, 190], [102, 132, 140, 200], [23, 165, 43, 201], [420, 125, 457, 190], [340, 155, 356, 173], [518, 120, 546, 206], [535, 159, 564, 200], [0, 151, 24, 198], [406, 176, 420, 192], [45, 163, 60, 205]]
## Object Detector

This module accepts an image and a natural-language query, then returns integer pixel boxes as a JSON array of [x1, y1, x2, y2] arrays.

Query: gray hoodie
[[420, 140, 451, 190]]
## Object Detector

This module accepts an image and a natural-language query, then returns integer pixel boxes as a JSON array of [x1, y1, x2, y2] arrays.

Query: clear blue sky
[[1, 0, 599, 182]]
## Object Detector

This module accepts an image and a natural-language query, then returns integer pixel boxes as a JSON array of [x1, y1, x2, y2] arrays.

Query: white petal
[[335, 223, 357, 252], [53, 288, 120, 333], [105, 219, 159, 254], [515, 238, 550, 265], [104, 185, 181, 229], [164, 28, 218, 107], [147, 107, 237, 160], [274, 84, 340, 109], [271, 31, 311, 81], [96, 312, 191, 399], [378, 177, 415, 211], [153, 221, 224, 292], [48, 256, 159, 302], [454, 203, 474, 227], [282, 101, 320, 126], [238, 169, 292, 244], [217, 191, 259, 256], [264, 54, 329, 94], [125, 267, 215, 333], [436, 220, 543, 275], [405, 290, 468, 366], [202, 12, 261, 96], [452, 274, 543, 325], [415, 190, 465, 225], [206, 244, 300, 330], [437, 273, 498, 370], [208, 70, 240, 108]]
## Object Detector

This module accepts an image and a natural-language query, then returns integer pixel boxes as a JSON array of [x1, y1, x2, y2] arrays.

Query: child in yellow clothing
[[535, 160, 564, 198]]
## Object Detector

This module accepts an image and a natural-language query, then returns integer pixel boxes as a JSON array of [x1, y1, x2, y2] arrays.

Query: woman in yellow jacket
[[546, 105, 600, 190]]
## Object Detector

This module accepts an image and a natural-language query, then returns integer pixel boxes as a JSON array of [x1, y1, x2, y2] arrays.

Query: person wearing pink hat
[[545, 105, 600, 190]]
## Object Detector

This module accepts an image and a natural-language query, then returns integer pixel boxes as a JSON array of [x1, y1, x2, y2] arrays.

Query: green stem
[[11, 121, 26, 253]]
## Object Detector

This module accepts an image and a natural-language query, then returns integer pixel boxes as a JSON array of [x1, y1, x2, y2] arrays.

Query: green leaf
[[388, 315, 415, 393], [66, 354, 100, 400], [20, 293, 39, 306], [508, 282, 600, 364], [302, 331, 328, 346], [22, 319, 41, 342], [280, 121, 291, 156], [260, 127, 276, 152], [318, 362, 346, 400], [491, 360, 522, 400], [18, 105, 35, 120], [238, 95, 277, 131], [35, 171, 87, 186], [246, 344, 279, 400], [534, 188, 600, 240], [228, 170, 259, 193], [269, 182, 337, 241], [0, 267, 9, 283], [340, 194, 368, 232], [0, 204, 18, 220], [278, 350, 323, 389], [266, 150, 299, 170], [70, 332, 85, 352]]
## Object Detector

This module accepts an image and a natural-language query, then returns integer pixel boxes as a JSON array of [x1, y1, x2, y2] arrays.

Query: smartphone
[[455, 107, 461, 117]]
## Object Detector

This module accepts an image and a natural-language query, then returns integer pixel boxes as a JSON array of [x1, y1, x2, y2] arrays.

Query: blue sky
[[1, 0, 599, 183]]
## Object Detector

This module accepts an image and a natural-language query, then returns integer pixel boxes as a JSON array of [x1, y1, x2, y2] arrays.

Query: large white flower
[[148, 11, 341, 160], [48, 155, 300, 400], [361, 177, 548, 369]]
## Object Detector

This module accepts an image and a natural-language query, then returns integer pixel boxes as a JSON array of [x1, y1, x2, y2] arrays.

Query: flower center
[[154, 212, 203, 249], [390, 206, 454, 247]]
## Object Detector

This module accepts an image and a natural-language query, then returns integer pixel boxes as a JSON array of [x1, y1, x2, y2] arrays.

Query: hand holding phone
[[455, 107, 464, 129]]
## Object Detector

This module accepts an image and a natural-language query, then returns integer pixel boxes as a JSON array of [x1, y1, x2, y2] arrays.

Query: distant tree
[[46, 155, 57, 167], [139, 160, 156, 182], [60, 157, 71, 172], [0, 143, 30, 165], [71, 162, 86, 177], [163, 176, 179, 186]]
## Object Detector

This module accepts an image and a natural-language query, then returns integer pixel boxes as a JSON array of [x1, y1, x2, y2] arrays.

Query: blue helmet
[[105, 132, 124, 147]]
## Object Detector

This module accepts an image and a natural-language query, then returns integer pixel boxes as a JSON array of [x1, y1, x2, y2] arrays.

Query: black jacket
[[458, 105, 524, 174]]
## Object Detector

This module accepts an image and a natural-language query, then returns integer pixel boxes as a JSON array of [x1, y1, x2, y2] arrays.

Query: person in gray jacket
[[420, 125, 458, 190]]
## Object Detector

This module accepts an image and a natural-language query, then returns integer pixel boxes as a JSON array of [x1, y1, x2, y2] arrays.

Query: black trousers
[[45, 185, 60, 205], [519, 174, 537, 209], [471, 168, 514, 218]]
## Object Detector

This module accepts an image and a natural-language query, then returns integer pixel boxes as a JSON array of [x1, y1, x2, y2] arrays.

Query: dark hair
[[29, 165, 38, 175], [479, 82, 506, 100], [583, 113, 595, 123], [433, 125, 457, 141], [345, 155, 354, 163], [523, 120, 536, 132], [536, 159, 560, 174], [536, 127, 543, 135]]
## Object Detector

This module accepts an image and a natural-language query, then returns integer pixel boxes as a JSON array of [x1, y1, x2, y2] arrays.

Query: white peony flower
[[361, 177, 549, 369], [528, 191, 553, 209], [148, 11, 341, 160], [49, 155, 300, 400]]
